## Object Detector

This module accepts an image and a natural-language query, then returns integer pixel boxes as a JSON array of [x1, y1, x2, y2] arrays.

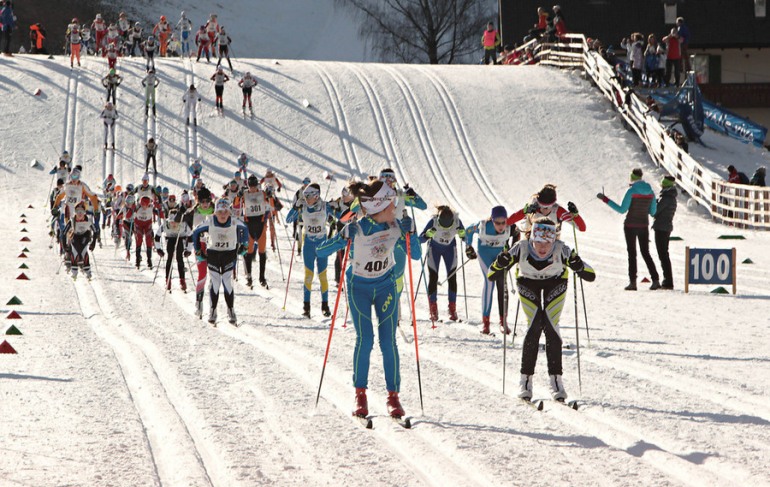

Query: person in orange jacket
[[481, 21, 500, 65], [29, 22, 47, 54], [153, 15, 172, 56]]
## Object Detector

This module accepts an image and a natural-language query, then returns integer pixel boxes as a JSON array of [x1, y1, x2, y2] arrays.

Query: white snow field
[[1, 53, 770, 487]]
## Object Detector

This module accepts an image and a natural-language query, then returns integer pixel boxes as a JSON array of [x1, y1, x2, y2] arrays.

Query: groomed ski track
[[3, 54, 770, 486]]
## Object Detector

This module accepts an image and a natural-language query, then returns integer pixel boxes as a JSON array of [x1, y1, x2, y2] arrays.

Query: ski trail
[[379, 64, 471, 215], [191, 59, 202, 168], [69, 277, 217, 487], [68, 67, 81, 163], [183, 57, 195, 186], [61, 67, 76, 155], [417, 66, 502, 208], [310, 61, 361, 177]]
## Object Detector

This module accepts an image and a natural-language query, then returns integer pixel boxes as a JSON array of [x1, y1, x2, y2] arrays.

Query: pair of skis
[[355, 414, 412, 430], [521, 398, 579, 411]]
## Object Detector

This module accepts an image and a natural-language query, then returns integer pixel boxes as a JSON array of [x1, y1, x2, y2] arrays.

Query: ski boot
[[500, 315, 511, 335], [208, 307, 217, 325], [481, 316, 491, 335], [353, 387, 368, 417], [549, 374, 567, 401], [71, 267, 79, 281], [147, 253, 153, 270], [245, 274, 253, 288], [259, 278, 269, 289], [386, 391, 405, 418], [179, 278, 187, 292], [448, 302, 459, 322], [135, 254, 141, 269], [624, 281, 637, 291], [186, 117, 190, 126], [429, 302, 439, 322], [518, 374, 533, 400], [85, 270, 93, 281], [152, 105, 156, 117], [195, 298, 203, 319], [227, 307, 237, 325], [321, 301, 331, 317], [111, 142, 115, 149], [649, 280, 661, 290], [302, 302, 311, 319]]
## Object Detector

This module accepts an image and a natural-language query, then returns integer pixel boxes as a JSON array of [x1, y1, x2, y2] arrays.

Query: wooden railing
[[532, 34, 770, 229]]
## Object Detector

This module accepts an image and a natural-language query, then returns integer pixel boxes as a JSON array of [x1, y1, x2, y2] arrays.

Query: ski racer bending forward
[[63, 201, 96, 280], [191, 198, 248, 325], [317, 180, 421, 420], [487, 218, 595, 402]]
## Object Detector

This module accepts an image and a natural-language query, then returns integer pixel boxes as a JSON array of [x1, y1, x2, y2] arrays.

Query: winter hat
[[215, 198, 231, 212], [727, 165, 736, 173], [302, 176, 311, 185], [758, 167, 766, 174], [56, 178, 65, 186], [537, 186, 557, 206], [531, 220, 557, 243], [303, 183, 321, 199], [630, 168, 643, 181], [490, 205, 507, 221], [248, 175, 259, 187], [70, 169, 81, 180], [197, 187, 212, 202], [438, 207, 454, 228], [661, 175, 676, 188]]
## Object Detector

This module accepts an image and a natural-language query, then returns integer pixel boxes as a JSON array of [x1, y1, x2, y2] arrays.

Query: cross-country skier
[[49, 159, 70, 182], [195, 25, 211, 62], [488, 218, 595, 402], [68, 24, 82, 67], [210, 68, 229, 111], [241, 174, 272, 289], [101, 68, 122, 105], [419, 205, 466, 322], [176, 11, 193, 56], [167, 34, 181, 57], [153, 15, 172, 56], [183, 84, 201, 126], [189, 157, 203, 179], [184, 186, 215, 318], [117, 12, 130, 51], [144, 137, 158, 174], [141, 67, 159, 116], [464, 205, 519, 334], [105, 43, 119, 70], [91, 13, 107, 55], [100, 101, 118, 149], [51, 169, 100, 268], [191, 197, 249, 324], [131, 195, 158, 269], [141, 35, 158, 71], [286, 183, 336, 318], [104, 24, 121, 51], [129, 22, 143, 57], [329, 184, 356, 283], [63, 201, 96, 280], [204, 14, 220, 45], [215, 26, 233, 72], [155, 197, 191, 291], [117, 193, 136, 257], [506, 184, 586, 238], [49, 178, 65, 242], [291, 176, 310, 255], [235, 153, 249, 179], [238, 72, 257, 112], [59, 150, 72, 169], [316, 179, 421, 420]]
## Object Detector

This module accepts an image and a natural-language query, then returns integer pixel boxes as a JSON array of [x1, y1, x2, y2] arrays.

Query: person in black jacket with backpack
[[652, 176, 677, 290]]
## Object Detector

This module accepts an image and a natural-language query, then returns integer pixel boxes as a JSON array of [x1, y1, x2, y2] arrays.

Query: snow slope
[[1, 54, 770, 486]]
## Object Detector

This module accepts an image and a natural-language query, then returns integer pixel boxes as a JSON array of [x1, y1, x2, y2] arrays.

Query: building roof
[[501, 1, 770, 50]]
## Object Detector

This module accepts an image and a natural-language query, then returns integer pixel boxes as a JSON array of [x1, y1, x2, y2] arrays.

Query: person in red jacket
[[662, 28, 681, 87], [506, 184, 586, 237], [91, 13, 107, 54], [195, 25, 211, 62], [481, 22, 500, 65]]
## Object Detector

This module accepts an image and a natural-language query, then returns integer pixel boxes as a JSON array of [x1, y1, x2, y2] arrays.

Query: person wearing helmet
[[100, 101, 119, 149], [191, 197, 248, 324], [183, 84, 201, 126], [210, 66, 230, 111], [153, 14, 172, 56], [91, 13, 107, 55], [215, 25, 233, 72], [129, 22, 143, 56], [142, 34, 158, 71], [62, 200, 97, 280], [238, 71, 258, 112], [177, 11, 193, 56], [141, 67, 159, 117], [286, 183, 336, 318], [242, 174, 272, 288], [101, 67, 122, 105], [195, 25, 211, 62]]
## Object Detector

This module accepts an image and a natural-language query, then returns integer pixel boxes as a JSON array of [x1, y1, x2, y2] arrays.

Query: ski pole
[[314, 239, 351, 409], [152, 254, 165, 285], [438, 258, 472, 286], [409, 206, 431, 307], [572, 223, 591, 347], [282, 239, 297, 310], [511, 300, 520, 348], [405, 234, 425, 415], [460, 242, 469, 321], [323, 171, 333, 201], [502, 268, 509, 394], [573, 266, 582, 396], [273, 215, 285, 281]]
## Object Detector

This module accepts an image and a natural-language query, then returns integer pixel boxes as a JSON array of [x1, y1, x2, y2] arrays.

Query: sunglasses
[[200, 199, 212, 204], [493, 219, 507, 225]]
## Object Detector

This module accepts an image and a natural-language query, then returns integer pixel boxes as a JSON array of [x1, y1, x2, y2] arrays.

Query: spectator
[[524, 7, 550, 42], [621, 33, 644, 86], [667, 128, 689, 153], [655, 40, 668, 86], [727, 165, 750, 184], [750, 167, 766, 186], [481, 22, 500, 65], [676, 17, 691, 72], [0, 0, 15, 56], [662, 28, 682, 87], [652, 176, 677, 290], [29, 22, 47, 55], [499, 44, 519, 65], [644, 34, 660, 86], [596, 168, 660, 290], [549, 5, 567, 42]]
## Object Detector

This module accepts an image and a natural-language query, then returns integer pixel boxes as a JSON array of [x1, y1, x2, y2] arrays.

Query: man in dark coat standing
[[652, 176, 677, 290]]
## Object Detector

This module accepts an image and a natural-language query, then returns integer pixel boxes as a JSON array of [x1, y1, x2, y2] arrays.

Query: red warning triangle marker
[[27, 204, 34, 209], [641, 277, 651, 283], [18, 253, 27, 258], [20, 237, 31, 242], [5, 325, 22, 336], [20, 219, 27, 224], [16, 273, 30, 280], [6, 311, 22, 319], [0, 340, 18, 354]]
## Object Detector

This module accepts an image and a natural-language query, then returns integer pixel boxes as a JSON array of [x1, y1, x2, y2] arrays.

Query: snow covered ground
[[1, 53, 770, 486]]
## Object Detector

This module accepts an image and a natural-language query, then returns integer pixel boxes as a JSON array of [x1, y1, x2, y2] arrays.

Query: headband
[[360, 184, 396, 214], [530, 222, 556, 243]]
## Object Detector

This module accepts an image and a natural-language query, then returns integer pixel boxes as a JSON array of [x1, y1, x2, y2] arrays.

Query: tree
[[337, 0, 493, 64]]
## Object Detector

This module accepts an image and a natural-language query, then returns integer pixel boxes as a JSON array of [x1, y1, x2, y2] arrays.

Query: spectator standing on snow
[[727, 165, 750, 185], [750, 167, 766, 187], [662, 28, 682, 87], [652, 176, 677, 290], [621, 33, 644, 87], [0, 0, 16, 56], [597, 168, 660, 290], [481, 22, 500, 65], [676, 17, 691, 72]]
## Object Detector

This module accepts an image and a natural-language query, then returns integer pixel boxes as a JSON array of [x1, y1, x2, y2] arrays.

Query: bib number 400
[[364, 258, 388, 273]]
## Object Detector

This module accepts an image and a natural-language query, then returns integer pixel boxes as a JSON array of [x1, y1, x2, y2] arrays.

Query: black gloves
[[51, 207, 60, 217], [404, 184, 417, 197], [465, 246, 477, 260], [89, 241, 96, 251], [494, 251, 512, 269], [524, 202, 539, 214], [157, 249, 165, 258], [568, 251, 584, 272], [567, 201, 578, 215], [596, 193, 609, 203], [184, 250, 192, 258]]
